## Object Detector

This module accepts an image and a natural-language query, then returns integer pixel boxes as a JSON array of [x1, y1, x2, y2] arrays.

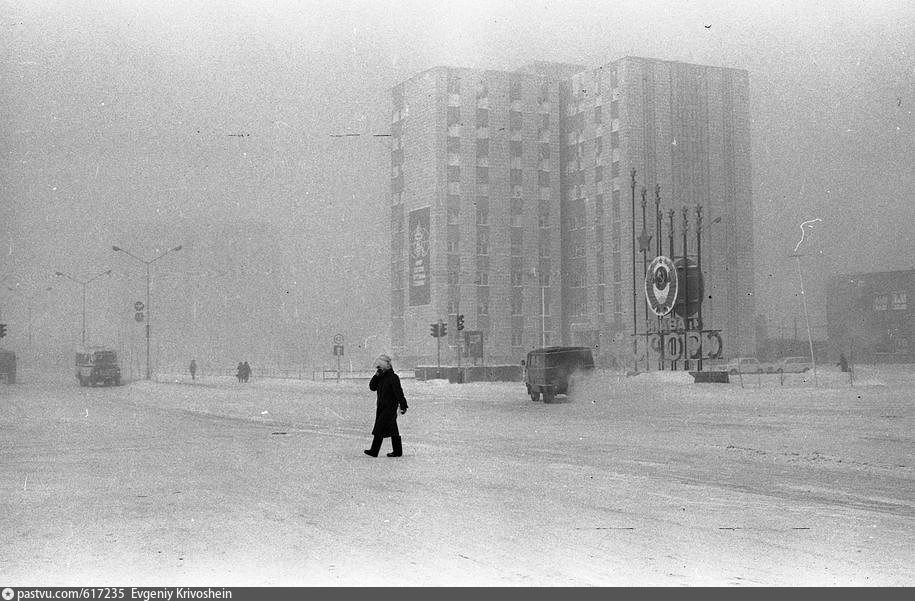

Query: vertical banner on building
[[409, 206, 431, 306]]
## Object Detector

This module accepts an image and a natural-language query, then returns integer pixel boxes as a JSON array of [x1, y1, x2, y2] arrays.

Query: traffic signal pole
[[436, 320, 443, 378]]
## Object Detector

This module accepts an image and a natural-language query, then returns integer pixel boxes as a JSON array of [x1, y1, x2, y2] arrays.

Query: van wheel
[[78, 376, 87, 387], [542, 389, 555, 403], [529, 388, 540, 402]]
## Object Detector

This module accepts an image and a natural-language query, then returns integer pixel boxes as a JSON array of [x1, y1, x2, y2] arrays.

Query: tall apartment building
[[389, 57, 754, 367]]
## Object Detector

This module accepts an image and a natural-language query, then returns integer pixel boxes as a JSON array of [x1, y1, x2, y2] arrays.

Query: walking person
[[364, 354, 408, 458], [189, 359, 197, 381], [236, 362, 244, 383], [242, 360, 251, 383], [837, 353, 849, 373]]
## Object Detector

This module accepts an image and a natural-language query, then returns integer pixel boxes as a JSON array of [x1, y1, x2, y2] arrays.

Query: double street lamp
[[112, 244, 182, 380], [6, 285, 54, 353], [54, 269, 112, 347]]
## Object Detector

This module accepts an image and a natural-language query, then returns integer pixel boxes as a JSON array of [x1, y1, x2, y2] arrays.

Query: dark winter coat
[[369, 368, 408, 438]]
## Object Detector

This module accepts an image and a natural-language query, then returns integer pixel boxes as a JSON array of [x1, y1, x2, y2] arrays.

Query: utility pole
[[791, 253, 818, 387], [55, 269, 111, 347]]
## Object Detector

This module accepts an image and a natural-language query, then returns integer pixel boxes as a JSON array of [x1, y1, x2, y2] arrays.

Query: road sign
[[333, 344, 344, 356], [645, 255, 678, 316], [134, 301, 145, 312], [134, 312, 145, 322], [333, 333, 344, 344]]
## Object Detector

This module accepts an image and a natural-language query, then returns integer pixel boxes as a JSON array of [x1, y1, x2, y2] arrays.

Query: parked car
[[76, 347, 121, 386], [524, 346, 595, 403], [724, 357, 763, 375], [778, 356, 813, 373]]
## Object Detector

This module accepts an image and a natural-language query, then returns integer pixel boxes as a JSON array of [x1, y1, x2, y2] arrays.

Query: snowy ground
[[0, 365, 912, 586]]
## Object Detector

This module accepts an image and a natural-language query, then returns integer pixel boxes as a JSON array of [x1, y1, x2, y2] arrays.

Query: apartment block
[[389, 57, 755, 367]]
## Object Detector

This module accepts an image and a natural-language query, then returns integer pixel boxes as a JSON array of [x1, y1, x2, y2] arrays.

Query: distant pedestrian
[[242, 360, 251, 383], [365, 354, 408, 458], [837, 353, 849, 373], [236, 362, 244, 383], [189, 359, 197, 380]]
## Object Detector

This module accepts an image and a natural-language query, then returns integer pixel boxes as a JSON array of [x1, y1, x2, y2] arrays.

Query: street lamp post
[[55, 270, 112, 347], [112, 244, 182, 380]]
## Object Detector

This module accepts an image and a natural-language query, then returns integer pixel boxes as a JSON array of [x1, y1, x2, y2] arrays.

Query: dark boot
[[386, 436, 403, 457], [364, 436, 382, 457]]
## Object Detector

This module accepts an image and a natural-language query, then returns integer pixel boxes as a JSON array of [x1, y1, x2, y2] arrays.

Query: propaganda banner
[[408, 206, 431, 306]]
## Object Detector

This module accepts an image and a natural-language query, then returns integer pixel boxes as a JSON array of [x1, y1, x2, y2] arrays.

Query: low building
[[826, 269, 914, 363]]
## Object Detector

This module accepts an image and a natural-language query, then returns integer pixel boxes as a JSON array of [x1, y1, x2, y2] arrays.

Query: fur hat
[[375, 354, 392, 369]]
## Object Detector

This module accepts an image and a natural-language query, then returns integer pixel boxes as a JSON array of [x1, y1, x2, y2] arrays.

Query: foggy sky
[[2, 0, 914, 367]]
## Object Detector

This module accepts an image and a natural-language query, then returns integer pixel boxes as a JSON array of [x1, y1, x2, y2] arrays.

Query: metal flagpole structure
[[655, 185, 664, 370], [695, 205, 704, 372], [667, 209, 675, 368], [630, 168, 638, 371], [681, 206, 690, 371], [640, 187, 651, 368]]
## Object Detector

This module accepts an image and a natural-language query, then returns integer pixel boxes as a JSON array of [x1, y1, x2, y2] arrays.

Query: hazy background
[[2, 0, 913, 373]]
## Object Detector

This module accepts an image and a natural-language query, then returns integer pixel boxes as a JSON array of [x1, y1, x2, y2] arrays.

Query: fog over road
[[1, 369, 912, 585]]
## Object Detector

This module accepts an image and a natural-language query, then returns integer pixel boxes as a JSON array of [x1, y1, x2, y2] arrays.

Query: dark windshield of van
[[93, 351, 118, 365]]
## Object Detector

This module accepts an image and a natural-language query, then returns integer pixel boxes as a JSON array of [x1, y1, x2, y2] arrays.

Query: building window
[[476, 166, 489, 183], [892, 292, 908, 310], [447, 239, 459, 254], [476, 138, 489, 156], [447, 207, 460, 225], [511, 184, 523, 198], [476, 228, 489, 255], [476, 200, 489, 225], [610, 130, 620, 148], [595, 165, 603, 183], [510, 140, 523, 157], [541, 114, 550, 130], [448, 182, 460, 195], [538, 171, 550, 186], [511, 292, 523, 315], [476, 108, 489, 128], [509, 110, 523, 130], [538, 210, 550, 229], [447, 136, 460, 152], [874, 295, 888, 311], [612, 189, 621, 218], [448, 76, 461, 94], [509, 81, 523, 101], [511, 169, 523, 185], [511, 266, 523, 286], [539, 237, 551, 258], [610, 100, 619, 120], [447, 106, 461, 126], [539, 261, 551, 286], [594, 105, 602, 124], [510, 228, 523, 256], [447, 166, 460, 182], [511, 331, 523, 347]]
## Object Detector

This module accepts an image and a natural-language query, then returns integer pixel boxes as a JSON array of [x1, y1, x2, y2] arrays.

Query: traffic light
[[440, 323, 447, 337], [456, 314, 465, 331], [430, 323, 439, 338], [0, 323, 6, 339]]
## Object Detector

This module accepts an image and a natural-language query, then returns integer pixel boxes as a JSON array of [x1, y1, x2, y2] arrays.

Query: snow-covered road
[[1, 367, 911, 585]]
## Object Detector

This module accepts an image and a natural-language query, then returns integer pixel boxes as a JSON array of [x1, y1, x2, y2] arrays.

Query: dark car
[[524, 346, 595, 403]]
